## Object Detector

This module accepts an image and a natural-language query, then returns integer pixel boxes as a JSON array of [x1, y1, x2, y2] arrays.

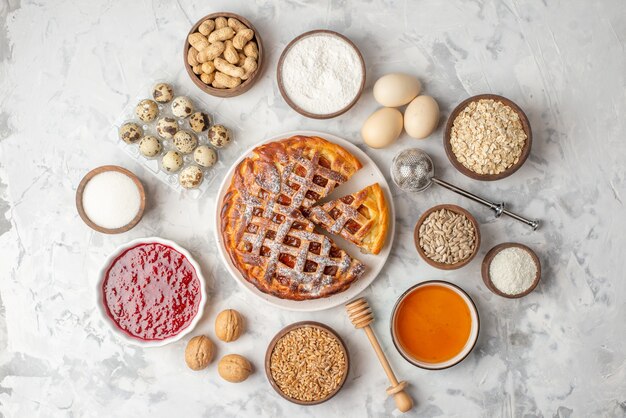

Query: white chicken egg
[[404, 95, 440, 139], [373, 73, 421, 107], [361, 107, 404, 149]]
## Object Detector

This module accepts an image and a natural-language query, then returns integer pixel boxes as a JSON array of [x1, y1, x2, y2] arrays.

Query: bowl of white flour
[[277, 30, 365, 119]]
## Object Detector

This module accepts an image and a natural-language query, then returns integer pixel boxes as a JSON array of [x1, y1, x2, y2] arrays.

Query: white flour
[[82, 171, 141, 229], [281, 34, 363, 115], [489, 247, 538, 295]]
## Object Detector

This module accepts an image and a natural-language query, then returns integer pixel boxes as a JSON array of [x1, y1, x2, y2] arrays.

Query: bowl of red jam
[[97, 237, 206, 347]]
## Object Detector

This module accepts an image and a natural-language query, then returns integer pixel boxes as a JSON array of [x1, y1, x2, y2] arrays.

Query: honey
[[394, 284, 472, 364]]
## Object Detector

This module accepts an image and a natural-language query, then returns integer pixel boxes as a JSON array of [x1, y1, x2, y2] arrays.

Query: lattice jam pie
[[221, 135, 388, 300], [305, 183, 389, 255]]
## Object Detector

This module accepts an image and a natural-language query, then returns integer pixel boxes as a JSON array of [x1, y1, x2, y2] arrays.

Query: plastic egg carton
[[113, 80, 243, 198]]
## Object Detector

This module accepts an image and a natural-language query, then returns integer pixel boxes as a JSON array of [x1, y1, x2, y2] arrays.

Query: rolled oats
[[450, 99, 527, 175]]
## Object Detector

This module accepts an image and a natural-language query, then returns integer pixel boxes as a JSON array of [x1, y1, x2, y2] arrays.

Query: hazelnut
[[218, 354, 252, 383], [215, 309, 243, 342], [184, 335, 215, 371]]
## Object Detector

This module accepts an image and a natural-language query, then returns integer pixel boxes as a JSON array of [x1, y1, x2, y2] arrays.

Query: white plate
[[96, 237, 207, 347], [214, 130, 395, 311]]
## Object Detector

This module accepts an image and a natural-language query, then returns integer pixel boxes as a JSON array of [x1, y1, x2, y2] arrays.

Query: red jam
[[103, 243, 201, 341]]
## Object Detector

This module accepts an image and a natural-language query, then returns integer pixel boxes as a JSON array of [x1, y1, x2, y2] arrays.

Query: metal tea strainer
[[391, 148, 540, 230]]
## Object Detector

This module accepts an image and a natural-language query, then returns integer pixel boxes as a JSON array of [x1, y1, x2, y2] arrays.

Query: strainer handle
[[431, 178, 539, 230]]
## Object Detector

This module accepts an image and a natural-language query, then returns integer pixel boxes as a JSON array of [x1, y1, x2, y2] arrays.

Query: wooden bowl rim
[[413, 204, 481, 270], [481, 242, 542, 298], [389, 280, 480, 370], [183, 12, 264, 98], [276, 29, 366, 119], [443, 94, 533, 181], [264, 321, 350, 405], [76, 165, 146, 234]]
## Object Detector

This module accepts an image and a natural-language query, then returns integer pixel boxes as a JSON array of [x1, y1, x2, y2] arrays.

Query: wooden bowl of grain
[[183, 12, 263, 98], [414, 204, 481, 270], [444, 94, 532, 181], [265, 321, 350, 405]]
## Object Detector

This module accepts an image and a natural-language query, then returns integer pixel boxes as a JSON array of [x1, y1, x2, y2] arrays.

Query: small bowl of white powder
[[76, 165, 146, 234], [482, 243, 541, 298], [277, 30, 365, 119]]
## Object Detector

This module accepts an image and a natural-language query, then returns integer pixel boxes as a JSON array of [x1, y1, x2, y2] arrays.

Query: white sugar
[[281, 34, 363, 115], [489, 247, 538, 295], [82, 171, 141, 229]]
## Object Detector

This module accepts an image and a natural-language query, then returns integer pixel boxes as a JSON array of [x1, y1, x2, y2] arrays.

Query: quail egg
[[179, 165, 204, 189], [152, 83, 174, 103], [156, 117, 179, 139], [171, 96, 194, 119], [173, 130, 198, 154], [208, 124, 231, 148], [162, 150, 184, 173], [193, 145, 217, 168], [189, 112, 211, 133], [135, 99, 159, 122], [119, 122, 143, 143], [138, 135, 162, 157]]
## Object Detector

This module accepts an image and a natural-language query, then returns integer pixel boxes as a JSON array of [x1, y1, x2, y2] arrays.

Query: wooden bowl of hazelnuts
[[184, 12, 263, 98]]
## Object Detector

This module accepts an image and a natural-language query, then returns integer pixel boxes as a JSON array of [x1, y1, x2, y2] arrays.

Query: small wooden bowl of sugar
[[481, 243, 541, 298], [76, 165, 146, 234]]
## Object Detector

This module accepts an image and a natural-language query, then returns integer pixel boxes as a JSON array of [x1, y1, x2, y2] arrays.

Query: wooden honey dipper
[[346, 297, 414, 413]]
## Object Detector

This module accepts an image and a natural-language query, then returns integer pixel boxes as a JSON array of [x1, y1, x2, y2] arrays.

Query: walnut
[[184, 335, 215, 371], [218, 354, 252, 383], [214, 309, 244, 342]]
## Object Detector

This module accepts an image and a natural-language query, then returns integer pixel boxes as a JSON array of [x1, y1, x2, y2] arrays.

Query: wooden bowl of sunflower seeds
[[414, 204, 481, 270], [444, 94, 532, 181], [265, 321, 349, 405]]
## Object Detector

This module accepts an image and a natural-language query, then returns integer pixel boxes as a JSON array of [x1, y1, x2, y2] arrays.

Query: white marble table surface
[[1, 0, 625, 417]]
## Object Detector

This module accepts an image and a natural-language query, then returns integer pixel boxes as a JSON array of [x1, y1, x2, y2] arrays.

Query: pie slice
[[251, 135, 363, 211], [221, 135, 366, 300], [305, 183, 389, 255]]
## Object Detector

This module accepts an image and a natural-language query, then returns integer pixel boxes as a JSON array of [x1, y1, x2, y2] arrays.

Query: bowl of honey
[[390, 281, 479, 370]]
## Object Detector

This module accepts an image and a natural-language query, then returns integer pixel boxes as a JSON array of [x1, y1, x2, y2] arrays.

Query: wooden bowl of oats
[[444, 94, 532, 181], [265, 321, 350, 405], [414, 204, 481, 270]]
